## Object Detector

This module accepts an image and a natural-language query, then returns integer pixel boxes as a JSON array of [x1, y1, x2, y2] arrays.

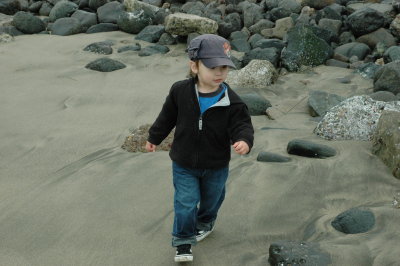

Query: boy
[[146, 34, 254, 262]]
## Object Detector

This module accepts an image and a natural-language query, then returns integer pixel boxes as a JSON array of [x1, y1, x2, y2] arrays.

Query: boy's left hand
[[233, 141, 249, 155]]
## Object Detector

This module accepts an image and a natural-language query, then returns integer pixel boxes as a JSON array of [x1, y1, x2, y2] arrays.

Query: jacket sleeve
[[229, 103, 254, 153], [147, 85, 178, 145]]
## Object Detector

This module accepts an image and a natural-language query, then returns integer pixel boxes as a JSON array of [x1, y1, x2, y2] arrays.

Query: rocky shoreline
[[2, 1, 400, 265]]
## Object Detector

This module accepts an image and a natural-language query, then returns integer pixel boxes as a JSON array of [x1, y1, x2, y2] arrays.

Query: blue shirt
[[198, 84, 227, 115]]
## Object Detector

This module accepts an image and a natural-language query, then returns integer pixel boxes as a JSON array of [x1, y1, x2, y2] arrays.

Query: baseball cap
[[187, 34, 236, 69]]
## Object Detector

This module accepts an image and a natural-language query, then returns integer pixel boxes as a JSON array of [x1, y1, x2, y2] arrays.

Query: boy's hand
[[233, 141, 249, 155], [145, 141, 157, 152]]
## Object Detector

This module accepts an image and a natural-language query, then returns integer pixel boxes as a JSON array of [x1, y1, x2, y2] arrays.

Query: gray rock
[[308, 90, 345, 117], [0, 33, 14, 43], [253, 38, 285, 53], [347, 7, 385, 37], [158, 32, 176, 45], [218, 12, 242, 39], [314, 95, 400, 141], [237, 93, 272, 116], [356, 28, 396, 50], [248, 33, 264, 49], [86, 23, 119, 33], [261, 16, 294, 40], [88, 0, 110, 10], [117, 43, 141, 53], [142, 0, 162, 7], [334, 42, 371, 60], [287, 139, 336, 158], [85, 58, 126, 72], [29, 1, 43, 13], [0, 0, 21, 15], [331, 208, 375, 234], [83, 41, 113, 54], [257, 152, 291, 162], [226, 59, 278, 89], [278, 0, 301, 13], [117, 10, 152, 34], [153, 8, 170, 25], [390, 14, 400, 38], [165, 13, 217, 36], [356, 62, 382, 79], [370, 91, 398, 102], [315, 5, 342, 22], [269, 241, 331, 266], [373, 61, 400, 95], [339, 31, 355, 45], [242, 2, 263, 28], [301, 0, 337, 9], [136, 25, 165, 43], [39, 2, 53, 16], [231, 38, 251, 53], [318, 18, 342, 36], [97, 1, 124, 24], [383, 45, 400, 63], [372, 110, 400, 179], [0, 26, 24, 36], [281, 26, 333, 72], [71, 10, 97, 32], [138, 44, 169, 56], [270, 7, 292, 22], [51, 17, 82, 35], [180, 1, 204, 16], [243, 47, 280, 67], [248, 19, 274, 35], [12, 11, 45, 34], [49, 0, 78, 22]]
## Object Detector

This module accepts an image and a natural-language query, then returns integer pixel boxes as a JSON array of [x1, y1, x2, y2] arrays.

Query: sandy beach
[[1, 32, 400, 265]]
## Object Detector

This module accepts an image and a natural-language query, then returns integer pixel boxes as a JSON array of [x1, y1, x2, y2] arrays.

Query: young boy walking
[[145, 34, 254, 262]]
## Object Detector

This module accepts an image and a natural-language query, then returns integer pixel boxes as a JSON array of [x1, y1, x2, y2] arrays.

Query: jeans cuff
[[196, 219, 215, 231], [172, 236, 197, 247]]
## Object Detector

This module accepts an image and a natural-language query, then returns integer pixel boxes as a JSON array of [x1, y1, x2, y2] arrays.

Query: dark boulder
[[97, 1, 124, 24], [281, 26, 333, 72], [334, 42, 371, 61], [331, 208, 375, 234], [238, 93, 272, 116], [136, 25, 165, 43], [138, 44, 169, 56], [51, 17, 82, 35], [287, 139, 336, 158], [218, 12, 242, 39], [383, 45, 400, 63], [117, 10, 153, 34], [346, 7, 385, 37], [373, 61, 400, 95], [85, 58, 126, 72], [158, 32, 176, 45], [12, 11, 45, 34], [0, 0, 21, 15], [71, 10, 97, 32], [308, 90, 345, 117], [243, 47, 280, 67], [269, 241, 331, 266], [257, 152, 291, 163], [253, 38, 285, 53], [83, 41, 113, 55], [118, 43, 141, 53], [86, 23, 119, 33], [49, 0, 78, 22], [356, 62, 382, 79]]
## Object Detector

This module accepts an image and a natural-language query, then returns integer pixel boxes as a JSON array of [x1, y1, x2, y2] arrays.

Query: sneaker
[[174, 244, 193, 262], [196, 225, 214, 242]]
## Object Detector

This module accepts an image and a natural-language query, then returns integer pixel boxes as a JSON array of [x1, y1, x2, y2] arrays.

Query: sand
[[1, 32, 399, 265]]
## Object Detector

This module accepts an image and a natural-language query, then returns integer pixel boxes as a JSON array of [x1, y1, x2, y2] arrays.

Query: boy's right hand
[[145, 141, 157, 152]]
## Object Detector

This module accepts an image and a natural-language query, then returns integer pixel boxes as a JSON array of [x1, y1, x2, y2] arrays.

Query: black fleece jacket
[[148, 78, 254, 169]]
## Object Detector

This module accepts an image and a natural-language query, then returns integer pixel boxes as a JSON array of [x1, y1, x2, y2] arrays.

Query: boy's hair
[[187, 60, 199, 78]]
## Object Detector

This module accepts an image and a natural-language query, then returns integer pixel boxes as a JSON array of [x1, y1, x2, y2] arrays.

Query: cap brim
[[201, 57, 236, 69]]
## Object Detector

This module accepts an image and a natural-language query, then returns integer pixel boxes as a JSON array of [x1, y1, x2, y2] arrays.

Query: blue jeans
[[171, 161, 229, 247]]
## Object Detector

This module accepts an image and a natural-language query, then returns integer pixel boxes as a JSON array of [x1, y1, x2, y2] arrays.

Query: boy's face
[[190, 60, 229, 91]]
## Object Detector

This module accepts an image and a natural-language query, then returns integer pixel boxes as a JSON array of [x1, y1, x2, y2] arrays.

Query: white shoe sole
[[196, 230, 213, 242], [174, 255, 193, 262]]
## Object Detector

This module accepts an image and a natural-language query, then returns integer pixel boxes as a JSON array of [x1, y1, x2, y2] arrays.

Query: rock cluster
[[2, 0, 400, 75]]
